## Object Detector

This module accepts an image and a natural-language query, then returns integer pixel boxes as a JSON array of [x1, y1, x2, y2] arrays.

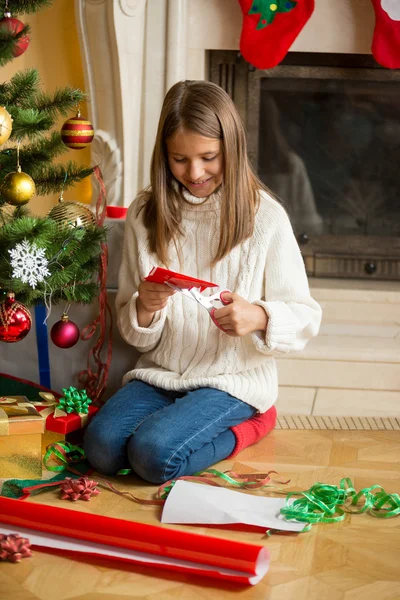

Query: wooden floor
[[1, 428, 400, 600]]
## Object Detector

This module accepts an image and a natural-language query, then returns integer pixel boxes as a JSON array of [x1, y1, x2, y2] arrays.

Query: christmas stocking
[[371, 0, 400, 69], [238, 0, 314, 69]]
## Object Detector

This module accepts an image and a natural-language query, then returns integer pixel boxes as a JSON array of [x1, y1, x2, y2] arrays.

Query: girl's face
[[167, 128, 223, 198]]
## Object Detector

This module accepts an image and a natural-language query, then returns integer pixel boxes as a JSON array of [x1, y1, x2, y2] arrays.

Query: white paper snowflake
[[9, 239, 51, 289]]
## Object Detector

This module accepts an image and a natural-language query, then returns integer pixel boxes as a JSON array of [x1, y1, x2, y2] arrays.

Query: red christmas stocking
[[371, 0, 400, 69], [238, 0, 315, 70]]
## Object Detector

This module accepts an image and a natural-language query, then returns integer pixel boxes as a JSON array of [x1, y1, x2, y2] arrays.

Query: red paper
[[0, 497, 269, 585], [145, 267, 217, 292]]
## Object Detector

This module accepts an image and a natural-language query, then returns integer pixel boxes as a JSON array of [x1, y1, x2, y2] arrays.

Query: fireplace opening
[[210, 52, 400, 281]]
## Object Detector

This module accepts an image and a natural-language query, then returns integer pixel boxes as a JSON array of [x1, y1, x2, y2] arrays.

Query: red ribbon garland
[[78, 166, 113, 403]]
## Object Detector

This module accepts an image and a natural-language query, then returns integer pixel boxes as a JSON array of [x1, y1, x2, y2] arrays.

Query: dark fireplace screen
[[210, 52, 400, 281]]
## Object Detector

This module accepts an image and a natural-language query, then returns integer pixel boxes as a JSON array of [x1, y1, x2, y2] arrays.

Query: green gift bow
[[57, 387, 92, 415]]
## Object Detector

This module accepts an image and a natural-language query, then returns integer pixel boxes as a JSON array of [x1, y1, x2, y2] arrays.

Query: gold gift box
[[0, 395, 44, 479]]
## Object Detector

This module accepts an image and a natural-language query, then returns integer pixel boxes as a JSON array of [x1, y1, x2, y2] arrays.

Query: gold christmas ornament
[[1, 168, 36, 206], [0, 106, 13, 145], [47, 194, 96, 229]]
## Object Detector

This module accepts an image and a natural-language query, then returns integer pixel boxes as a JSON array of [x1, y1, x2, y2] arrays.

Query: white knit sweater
[[116, 187, 322, 413]]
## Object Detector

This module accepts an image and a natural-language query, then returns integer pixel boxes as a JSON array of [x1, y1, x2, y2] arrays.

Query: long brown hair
[[139, 80, 267, 266]]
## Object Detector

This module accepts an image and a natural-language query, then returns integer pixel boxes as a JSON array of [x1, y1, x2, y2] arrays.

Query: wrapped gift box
[[0, 396, 44, 479], [0, 374, 99, 455], [36, 402, 99, 454]]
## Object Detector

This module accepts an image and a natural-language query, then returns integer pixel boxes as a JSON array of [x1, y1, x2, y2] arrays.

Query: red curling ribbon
[[79, 166, 113, 403], [100, 469, 291, 507]]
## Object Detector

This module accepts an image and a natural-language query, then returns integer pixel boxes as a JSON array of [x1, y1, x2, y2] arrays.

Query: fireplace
[[210, 51, 400, 281]]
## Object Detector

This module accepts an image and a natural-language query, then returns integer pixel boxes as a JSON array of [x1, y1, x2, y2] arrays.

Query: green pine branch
[[0, 216, 107, 306], [0, 69, 40, 106], [2, 1, 53, 17], [0, 155, 94, 200], [9, 106, 54, 138], [30, 163, 95, 195], [21, 132, 67, 164], [35, 87, 88, 119]]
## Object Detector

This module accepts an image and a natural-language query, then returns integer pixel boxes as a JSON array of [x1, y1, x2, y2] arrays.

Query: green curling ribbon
[[43, 442, 86, 472], [280, 478, 400, 527], [57, 386, 92, 415], [195, 468, 263, 487]]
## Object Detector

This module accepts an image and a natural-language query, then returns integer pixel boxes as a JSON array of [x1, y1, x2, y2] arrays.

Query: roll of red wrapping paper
[[0, 497, 269, 584]]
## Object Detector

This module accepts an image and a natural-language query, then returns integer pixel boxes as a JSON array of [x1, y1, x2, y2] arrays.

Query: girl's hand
[[137, 281, 175, 327], [213, 292, 268, 337]]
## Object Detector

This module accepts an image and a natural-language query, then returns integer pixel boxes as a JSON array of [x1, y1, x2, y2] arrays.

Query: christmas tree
[[249, 0, 297, 29], [0, 0, 110, 400], [0, 0, 105, 310]]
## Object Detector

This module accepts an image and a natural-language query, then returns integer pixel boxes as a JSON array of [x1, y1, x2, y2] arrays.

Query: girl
[[84, 80, 322, 484]]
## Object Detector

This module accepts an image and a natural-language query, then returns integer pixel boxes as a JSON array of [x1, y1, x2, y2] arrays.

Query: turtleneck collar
[[171, 179, 222, 215]]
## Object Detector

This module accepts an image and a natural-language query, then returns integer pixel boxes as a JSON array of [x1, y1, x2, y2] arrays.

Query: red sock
[[238, 0, 315, 70], [371, 0, 400, 69], [227, 405, 277, 458]]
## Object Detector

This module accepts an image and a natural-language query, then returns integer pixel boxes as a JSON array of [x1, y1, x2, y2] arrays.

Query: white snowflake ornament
[[9, 239, 51, 289]]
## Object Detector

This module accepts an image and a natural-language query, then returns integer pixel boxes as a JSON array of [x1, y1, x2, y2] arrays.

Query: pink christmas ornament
[[51, 313, 80, 348]]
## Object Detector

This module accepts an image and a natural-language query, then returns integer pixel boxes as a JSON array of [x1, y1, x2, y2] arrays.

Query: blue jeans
[[84, 380, 256, 484]]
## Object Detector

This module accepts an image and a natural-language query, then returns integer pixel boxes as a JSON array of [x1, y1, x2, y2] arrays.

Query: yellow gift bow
[[0, 396, 40, 436]]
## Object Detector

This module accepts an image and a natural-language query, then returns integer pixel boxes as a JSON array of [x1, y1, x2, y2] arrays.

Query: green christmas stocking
[[238, 0, 315, 69]]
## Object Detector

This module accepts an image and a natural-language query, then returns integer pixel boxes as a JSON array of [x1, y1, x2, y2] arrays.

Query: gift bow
[[58, 387, 92, 415], [32, 387, 92, 423]]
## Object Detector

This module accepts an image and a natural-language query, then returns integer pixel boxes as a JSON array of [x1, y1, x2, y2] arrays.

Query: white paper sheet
[[161, 481, 305, 532]]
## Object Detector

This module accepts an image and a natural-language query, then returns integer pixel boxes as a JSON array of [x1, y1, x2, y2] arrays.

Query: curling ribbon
[[280, 478, 400, 528], [43, 441, 86, 474], [71, 468, 290, 507], [78, 166, 113, 404]]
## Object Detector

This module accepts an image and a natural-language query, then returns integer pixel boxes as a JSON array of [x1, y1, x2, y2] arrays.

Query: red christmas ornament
[[0, 292, 32, 343], [51, 313, 80, 348], [61, 109, 94, 149], [0, 14, 30, 57]]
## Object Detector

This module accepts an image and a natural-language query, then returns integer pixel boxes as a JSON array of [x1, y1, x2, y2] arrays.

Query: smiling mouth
[[188, 178, 211, 185]]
